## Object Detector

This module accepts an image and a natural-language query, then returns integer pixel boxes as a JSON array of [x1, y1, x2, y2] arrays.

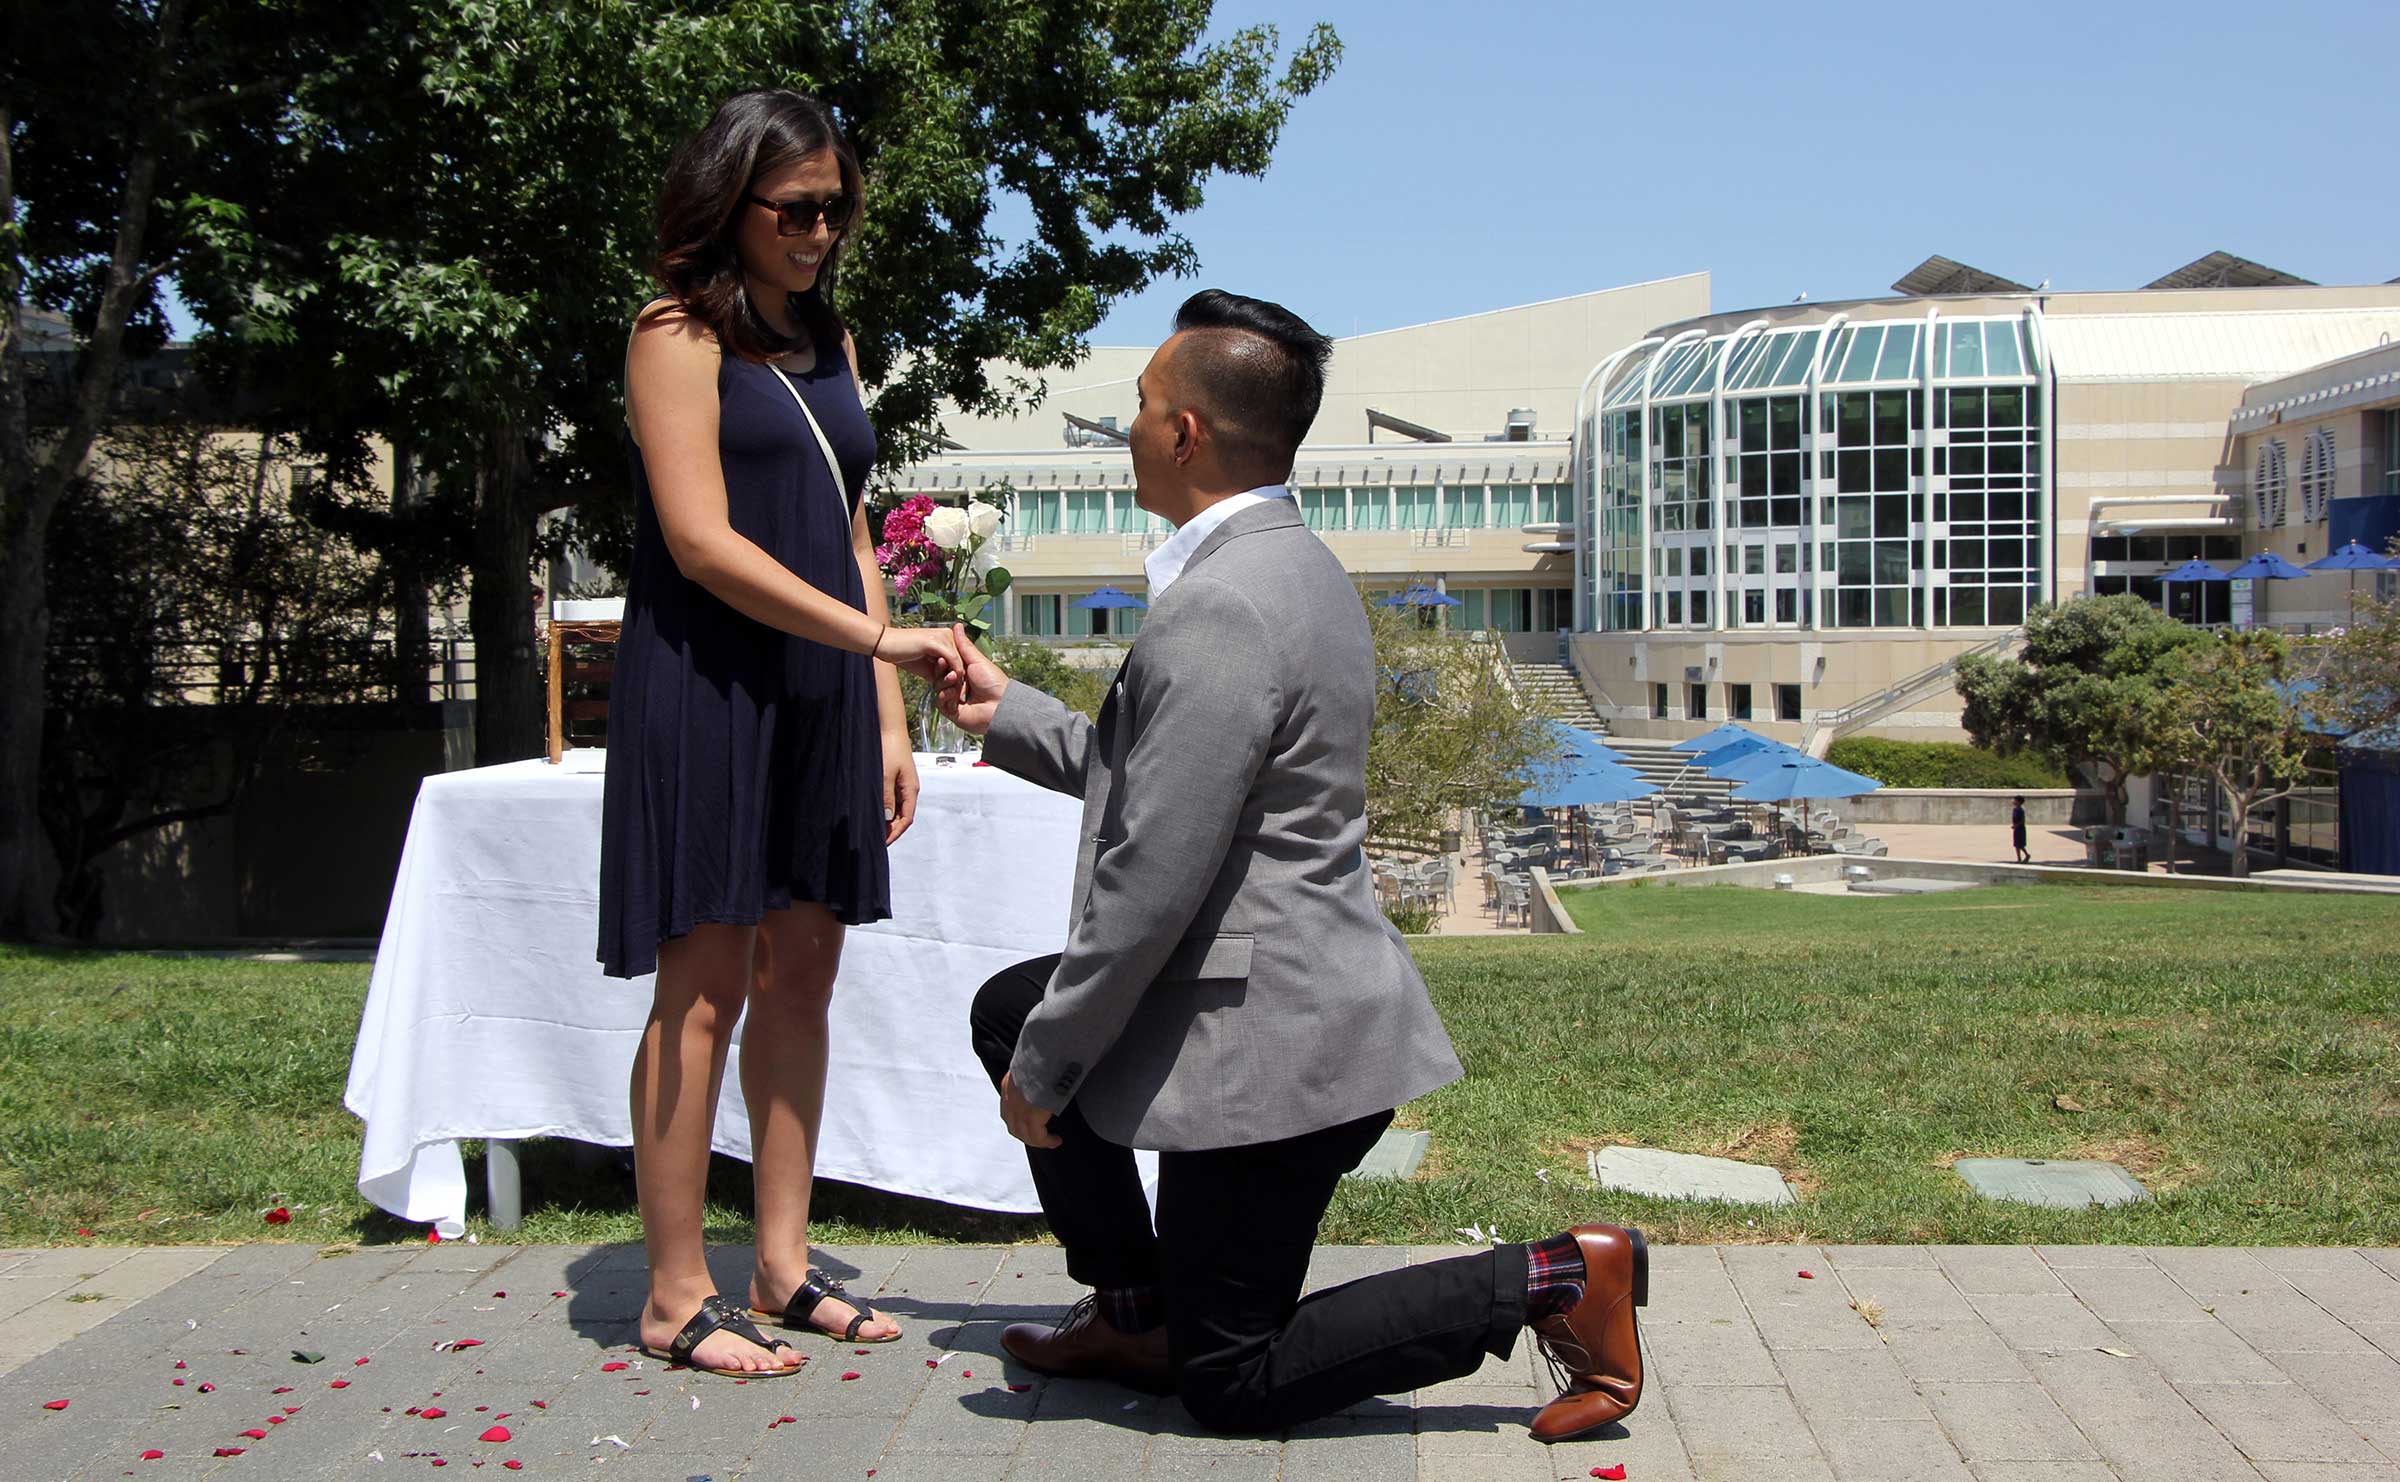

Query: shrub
[[1826, 737, 2068, 789], [1382, 902, 1441, 936]]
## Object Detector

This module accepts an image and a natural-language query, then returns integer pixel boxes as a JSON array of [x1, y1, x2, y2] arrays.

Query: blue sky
[[1082, 0, 2400, 344]]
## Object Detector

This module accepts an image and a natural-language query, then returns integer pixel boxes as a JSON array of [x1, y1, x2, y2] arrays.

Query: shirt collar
[[1142, 484, 1291, 599]]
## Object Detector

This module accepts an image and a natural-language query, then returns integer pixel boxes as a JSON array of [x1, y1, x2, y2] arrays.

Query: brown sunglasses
[[745, 192, 854, 237]]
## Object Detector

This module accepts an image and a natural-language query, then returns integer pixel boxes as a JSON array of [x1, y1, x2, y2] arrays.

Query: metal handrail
[[1800, 628, 2023, 756]]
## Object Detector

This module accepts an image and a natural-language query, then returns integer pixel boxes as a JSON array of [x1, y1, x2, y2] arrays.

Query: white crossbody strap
[[771, 365, 849, 498]]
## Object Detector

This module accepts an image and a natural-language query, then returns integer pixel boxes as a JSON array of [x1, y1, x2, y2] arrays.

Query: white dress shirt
[[1142, 484, 1292, 600]]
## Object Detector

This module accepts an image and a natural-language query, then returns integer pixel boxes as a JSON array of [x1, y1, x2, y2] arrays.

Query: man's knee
[[968, 956, 1054, 1080], [1176, 1368, 1268, 1436]]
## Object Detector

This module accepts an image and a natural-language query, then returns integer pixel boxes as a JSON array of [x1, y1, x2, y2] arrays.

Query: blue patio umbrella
[[1693, 736, 1803, 779], [1547, 720, 1628, 763], [1517, 751, 1655, 808], [1376, 584, 1462, 607], [2227, 551, 2312, 581], [2159, 560, 2229, 583], [1730, 758, 1883, 803], [1671, 722, 1767, 754], [2306, 541, 2394, 572], [1069, 585, 1148, 609]]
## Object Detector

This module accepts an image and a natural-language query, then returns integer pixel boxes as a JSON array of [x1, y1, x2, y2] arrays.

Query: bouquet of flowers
[[875, 494, 1012, 642]]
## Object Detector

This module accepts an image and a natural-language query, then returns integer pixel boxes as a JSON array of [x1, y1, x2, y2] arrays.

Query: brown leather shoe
[[1000, 1294, 1174, 1395], [1527, 1224, 1647, 1444]]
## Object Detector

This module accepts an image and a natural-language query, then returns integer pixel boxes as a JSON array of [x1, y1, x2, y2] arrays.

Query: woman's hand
[[873, 625, 964, 689], [881, 730, 920, 845]]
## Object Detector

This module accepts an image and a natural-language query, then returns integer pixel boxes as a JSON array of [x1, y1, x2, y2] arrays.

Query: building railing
[[1412, 528, 1474, 549]]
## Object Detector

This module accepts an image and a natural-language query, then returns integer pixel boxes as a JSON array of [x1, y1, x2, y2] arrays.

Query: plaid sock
[[1522, 1231, 1587, 1322], [1096, 1283, 1164, 1334]]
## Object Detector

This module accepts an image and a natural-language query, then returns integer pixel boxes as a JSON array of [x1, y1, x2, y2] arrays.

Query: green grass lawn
[[3, 881, 2395, 1249]]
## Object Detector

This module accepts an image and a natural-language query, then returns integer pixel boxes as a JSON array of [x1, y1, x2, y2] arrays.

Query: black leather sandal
[[639, 1294, 800, 1377], [754, 1268, 900, 1344]]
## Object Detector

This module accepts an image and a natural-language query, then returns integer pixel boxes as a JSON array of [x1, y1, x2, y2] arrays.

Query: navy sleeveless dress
[[598, 344, 890, 979]]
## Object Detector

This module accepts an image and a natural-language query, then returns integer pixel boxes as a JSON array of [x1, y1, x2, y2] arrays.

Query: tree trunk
[[0, 538, 55, 937], [2225, 794, 2251, 878], [467, 428, 543, 764]]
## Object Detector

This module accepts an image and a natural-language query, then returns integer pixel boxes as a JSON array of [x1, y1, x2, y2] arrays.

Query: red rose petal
[[197, 1383, 215, 1393], [840, 1371, 861, 1381], [452, 1340, 484, 1349], [599, 1362, 628, 1373], [272, 1387, 293, 1395], [141, 1450, 165, 1460], [530, 1400, 547, 1409], [427, 1232, 442, 1244], [479, 1426, 511, 1443], [632, 1390, 649, 1396], [329, 1380, 349, 1389], [214, 1447, 245, 1457], [173, 1379, 186, 1386], [551, 1291, 567, 1298], [42, 1399, 68, 1410], [284, 1406, 302, 1415], [494, 1412, 510, 1420], [355, 1357, 371, 1366], [505, 1463, 523, 1471], [1593, 1468, 1628, 1480], [961, 1371, 972, 1378], [239, 1428, 268, 1439], [420, 1407, 447, 1419], [431, 1461, 447, 1469], [778, 1415, 797, 1425], [1797, 1270, 1815, 1279], [1006, 1383, 1030, 1393], [854, 1348, 870, 1356], [77, 1228, 92, 1237], [266, 1415, 285, 1424], [492, 1291, 506, 1299], [263, 1208, 291, 1225], [174, 1361, 188, 1370]]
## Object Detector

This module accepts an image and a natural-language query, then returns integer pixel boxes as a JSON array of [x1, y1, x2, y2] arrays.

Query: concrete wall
[[1557, 851, 2394, 898]]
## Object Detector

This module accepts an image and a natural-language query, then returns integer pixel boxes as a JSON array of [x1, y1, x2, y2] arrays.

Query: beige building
[[1571, 255, 2400, 750], [893, 274, 1709, 651]]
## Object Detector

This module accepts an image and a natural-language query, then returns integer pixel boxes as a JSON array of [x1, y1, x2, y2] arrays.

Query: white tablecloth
[[345, 750, 1151, 1237]]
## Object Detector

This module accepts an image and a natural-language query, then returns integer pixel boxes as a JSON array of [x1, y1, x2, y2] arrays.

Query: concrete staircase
[[1513, 659, 1609, 733], [1602, 736, 1739, 806]]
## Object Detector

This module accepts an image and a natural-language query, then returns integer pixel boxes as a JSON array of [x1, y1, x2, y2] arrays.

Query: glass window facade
[[1589, 315, 2045, 632]]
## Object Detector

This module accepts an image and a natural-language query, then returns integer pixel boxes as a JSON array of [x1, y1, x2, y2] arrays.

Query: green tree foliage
[[2157, 630, 2314, 879], [1364, 606, 1555, 848], [1953, 594, 2209, 825], [2302, 582, 2399, 740], [1823, 738, 2068, 790]]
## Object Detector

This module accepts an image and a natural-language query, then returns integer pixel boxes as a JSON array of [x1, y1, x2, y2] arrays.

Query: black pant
[[969, 954, 1526, 1434]]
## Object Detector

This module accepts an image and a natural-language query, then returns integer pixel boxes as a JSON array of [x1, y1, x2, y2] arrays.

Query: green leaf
[[984, 568, 1013, 599]]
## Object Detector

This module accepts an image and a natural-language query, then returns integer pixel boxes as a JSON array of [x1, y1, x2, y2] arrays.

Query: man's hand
[[997, 1071, 1062, 1149], [937, 623, 1011, 736]]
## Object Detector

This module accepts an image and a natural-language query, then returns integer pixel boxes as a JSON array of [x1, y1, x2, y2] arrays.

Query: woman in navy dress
[[599, 91, 960, 1377]]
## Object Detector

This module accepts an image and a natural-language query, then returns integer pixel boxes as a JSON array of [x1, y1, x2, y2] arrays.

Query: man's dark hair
[[1170, 289, 1334, 483]]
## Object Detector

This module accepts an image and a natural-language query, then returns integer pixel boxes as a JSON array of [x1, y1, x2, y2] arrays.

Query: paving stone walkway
[[3, 1242, 2397, 1481]]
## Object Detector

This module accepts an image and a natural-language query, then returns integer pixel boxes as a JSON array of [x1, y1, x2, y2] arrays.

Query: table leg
[[486, 1138, 524, 1232]]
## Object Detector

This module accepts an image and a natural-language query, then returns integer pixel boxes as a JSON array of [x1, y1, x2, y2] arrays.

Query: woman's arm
[[627, 308, 936, 676]]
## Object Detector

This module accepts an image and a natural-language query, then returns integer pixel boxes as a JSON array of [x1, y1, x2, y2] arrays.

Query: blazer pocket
[[1158, 932, 1253, 983]]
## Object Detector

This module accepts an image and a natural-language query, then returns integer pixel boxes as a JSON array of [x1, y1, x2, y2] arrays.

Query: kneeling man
[[945, 289, 1646, 1441]]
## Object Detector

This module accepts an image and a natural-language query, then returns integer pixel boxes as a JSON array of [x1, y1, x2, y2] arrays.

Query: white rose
[[969, 543, 999, 578], [968, 504, 1002, 540], [924, 507, 971, 551]]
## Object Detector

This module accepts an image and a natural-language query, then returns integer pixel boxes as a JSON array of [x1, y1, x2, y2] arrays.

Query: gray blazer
[[983, 498, 1463, 1151]]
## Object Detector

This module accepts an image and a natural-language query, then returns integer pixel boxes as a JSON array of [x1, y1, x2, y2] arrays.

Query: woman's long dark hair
[[652, 90, 862, 362]]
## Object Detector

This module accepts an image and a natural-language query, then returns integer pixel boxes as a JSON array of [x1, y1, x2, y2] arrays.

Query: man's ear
[[1173, 408, 1204, 466]]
